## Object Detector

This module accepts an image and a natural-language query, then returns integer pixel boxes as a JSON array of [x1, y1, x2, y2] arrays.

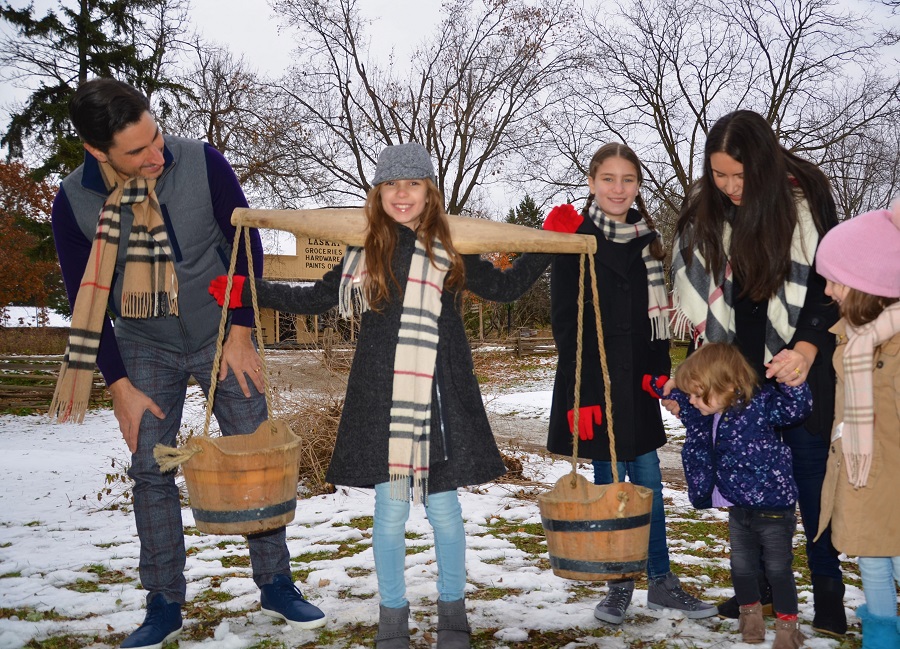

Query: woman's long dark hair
[[363, 179, 465, 310], [584, 142, 664, 261], [676, 110, 836, 301]]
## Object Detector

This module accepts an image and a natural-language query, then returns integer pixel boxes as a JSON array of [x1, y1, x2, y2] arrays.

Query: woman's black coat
[[546, 209, 671, 462], [253, 224, 550, 493]]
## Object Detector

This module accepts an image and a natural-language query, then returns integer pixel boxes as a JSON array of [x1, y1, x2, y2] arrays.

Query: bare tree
[[269, 0, 588, 213], [524, 0, 900, 227]]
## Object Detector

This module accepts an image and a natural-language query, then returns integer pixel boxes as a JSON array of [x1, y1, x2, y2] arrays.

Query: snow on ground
[[0, 362, 859, 648]]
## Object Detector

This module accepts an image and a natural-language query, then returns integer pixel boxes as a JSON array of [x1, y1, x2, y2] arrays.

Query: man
[[50, 78, 326, 649]]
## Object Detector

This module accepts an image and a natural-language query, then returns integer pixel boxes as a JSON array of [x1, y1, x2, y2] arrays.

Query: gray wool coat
[[252, 223, 550, 493]]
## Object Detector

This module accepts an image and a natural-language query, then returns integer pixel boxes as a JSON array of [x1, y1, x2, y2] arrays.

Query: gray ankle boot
[[436, 598, 471, 649], [375, 604, 409, 649]]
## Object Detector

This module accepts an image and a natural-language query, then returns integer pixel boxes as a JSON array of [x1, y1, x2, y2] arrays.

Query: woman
[[668, 110, 845, 636]]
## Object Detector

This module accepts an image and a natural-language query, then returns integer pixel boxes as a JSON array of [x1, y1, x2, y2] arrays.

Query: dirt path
[[263, 348, 686, 487]]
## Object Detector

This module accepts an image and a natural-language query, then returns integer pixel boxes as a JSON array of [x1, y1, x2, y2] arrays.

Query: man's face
[[84, 111, 165, 180]]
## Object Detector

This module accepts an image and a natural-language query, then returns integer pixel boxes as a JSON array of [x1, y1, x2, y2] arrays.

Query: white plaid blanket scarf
[[339, 238, 450, 503], [670, 197, 818, 362]]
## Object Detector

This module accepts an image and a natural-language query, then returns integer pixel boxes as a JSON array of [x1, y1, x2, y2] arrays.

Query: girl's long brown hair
[[583, 143, 664, 260], [676, 110, 837, 301], [362, 179, 465, 310], [838, 290, 899, 327]]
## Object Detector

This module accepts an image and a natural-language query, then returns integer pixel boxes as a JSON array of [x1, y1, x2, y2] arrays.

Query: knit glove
[[567, 405, 602, 441], [209, 275, 247, 308], [543, 204, 583, 233], [641, 374, 670, 399]]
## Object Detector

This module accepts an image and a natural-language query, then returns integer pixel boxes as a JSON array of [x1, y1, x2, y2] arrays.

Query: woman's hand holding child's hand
[[765, 348, 809, 386], [543, 204, 583, 233], [567, 405, 602, 441], [209, 275, 247, 308]]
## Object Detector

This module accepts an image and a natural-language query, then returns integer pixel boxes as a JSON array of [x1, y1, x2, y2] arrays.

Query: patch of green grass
[[24, 637, 95, 649], [85, 564, 132, 585], [1, 571, 22, 578], [346, 516, 374, 530], [220, 555, 251, 569], [64, 579, 102, 593], [482, 520, 546, 556], [193, 589, 235, 604], [246, 640, 288, 649], [0, 542, 11, 548], [292, 549, 335, 564], [346, 567, 373, 578], [1, 607, 65, 621], [24, 521, 41, 527], [468, 586, 523, 601]]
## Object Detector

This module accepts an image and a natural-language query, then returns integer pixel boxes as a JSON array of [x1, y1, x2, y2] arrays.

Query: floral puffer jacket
[[653, 380, 812, 510]]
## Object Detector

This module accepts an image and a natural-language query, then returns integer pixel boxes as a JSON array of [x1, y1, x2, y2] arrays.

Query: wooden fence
[[0, 355, 105, 410]]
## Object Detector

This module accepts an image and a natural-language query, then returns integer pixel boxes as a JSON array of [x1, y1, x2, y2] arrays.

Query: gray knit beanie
[[372, 142, 436, 185]]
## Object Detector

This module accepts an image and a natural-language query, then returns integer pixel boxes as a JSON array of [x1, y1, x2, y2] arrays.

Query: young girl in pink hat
[[815, 202, 900, 649]]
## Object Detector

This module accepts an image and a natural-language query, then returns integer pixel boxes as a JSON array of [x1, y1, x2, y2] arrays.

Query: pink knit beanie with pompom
[[816, 201, 900, 298]]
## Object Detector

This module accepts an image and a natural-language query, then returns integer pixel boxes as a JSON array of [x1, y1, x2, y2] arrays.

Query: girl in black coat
[[542, 143, 716, 625], [212, 143, 548, 649]]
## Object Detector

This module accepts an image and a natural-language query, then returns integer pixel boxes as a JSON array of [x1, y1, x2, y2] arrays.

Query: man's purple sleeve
[[204, 144, 264, 328]]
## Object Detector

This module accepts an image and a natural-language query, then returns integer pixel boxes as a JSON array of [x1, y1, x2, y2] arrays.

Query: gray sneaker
[[593, 579, 634, 624], [647, 572, 717, 619]]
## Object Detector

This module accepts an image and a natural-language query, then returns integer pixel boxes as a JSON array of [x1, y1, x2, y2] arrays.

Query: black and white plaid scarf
[[339, 238, 450, 503], [587, 202, 670, 340], [671, 196, 818, 361], [50, 162, 178, 423]]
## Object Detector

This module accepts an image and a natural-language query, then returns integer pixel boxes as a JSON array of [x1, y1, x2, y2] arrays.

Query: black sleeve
[[244, 262, 343, 315], [462, 252, 551, 302]]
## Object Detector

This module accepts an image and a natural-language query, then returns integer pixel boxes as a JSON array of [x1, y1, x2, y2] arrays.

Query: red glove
[[567, 405, 603, 441], [642, 374, 670, 399], [543, 204, 583, 233], [209, 275, 247, 308]]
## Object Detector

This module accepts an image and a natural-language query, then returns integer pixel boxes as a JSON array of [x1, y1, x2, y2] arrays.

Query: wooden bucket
[[181, 419, 302, 535], [538, 473, 652, 581]]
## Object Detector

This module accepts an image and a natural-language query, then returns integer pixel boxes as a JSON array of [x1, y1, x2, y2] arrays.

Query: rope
[[568, 252, 617, 485], [153, 221, 275, 472]]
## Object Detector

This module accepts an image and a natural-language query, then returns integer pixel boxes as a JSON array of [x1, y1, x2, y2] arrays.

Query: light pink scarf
[[841, 301, 900, 487]]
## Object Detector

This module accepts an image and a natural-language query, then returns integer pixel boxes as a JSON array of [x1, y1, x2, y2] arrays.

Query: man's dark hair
[[69, 78, 150, 152]]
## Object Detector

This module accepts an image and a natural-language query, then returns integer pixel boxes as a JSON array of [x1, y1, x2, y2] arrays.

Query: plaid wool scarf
[[49, 162, 178, 423], [670, 197, 818, 362], [587, 202, 670, 340], [841, 301, 900, 488], [339, 238, 450, 503]]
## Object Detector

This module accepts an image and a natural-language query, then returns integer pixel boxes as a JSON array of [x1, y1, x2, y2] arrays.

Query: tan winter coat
[[816, 320, 900, 556]]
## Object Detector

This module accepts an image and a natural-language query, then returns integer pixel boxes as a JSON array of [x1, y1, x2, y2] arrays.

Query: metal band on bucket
[[549, 555, 647, 575], [541, 512, 651, 532], [192, 499, 296, 524]]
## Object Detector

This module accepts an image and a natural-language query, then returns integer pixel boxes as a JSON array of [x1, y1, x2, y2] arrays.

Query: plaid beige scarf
[[339, 238, 450, 503], [49, 162, 178, 423], [841, 301, 900, 488], [671, 196, 818, 361], [587, 202, 670, 340]]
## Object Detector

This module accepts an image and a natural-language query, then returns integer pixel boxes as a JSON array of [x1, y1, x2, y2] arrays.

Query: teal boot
[[857, 604, 900, 649]]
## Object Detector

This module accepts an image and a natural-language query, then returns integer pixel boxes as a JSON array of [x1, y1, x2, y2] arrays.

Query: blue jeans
[[858, 556, 900, 618], [729, 506, 798, 615], [121, 338, 289, 605], [781, 424, 842, 580], [373, 483, 466, 608], [593, 450, 669, 579]]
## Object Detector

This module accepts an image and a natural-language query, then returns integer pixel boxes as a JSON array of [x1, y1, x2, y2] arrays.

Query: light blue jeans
[[858, 556, 900, 618], [593, 450, 670, 580], [373, 483, 466, 608]]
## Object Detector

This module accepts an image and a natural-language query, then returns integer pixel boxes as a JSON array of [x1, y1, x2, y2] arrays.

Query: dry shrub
[[279, 390, 343, 496]]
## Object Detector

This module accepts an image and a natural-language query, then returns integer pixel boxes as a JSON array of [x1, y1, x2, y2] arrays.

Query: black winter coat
[[546, 209, 671, 462], [254, 224, 550, 493]]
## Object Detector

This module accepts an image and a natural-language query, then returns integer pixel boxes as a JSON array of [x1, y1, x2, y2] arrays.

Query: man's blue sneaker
[[260, 574, 327, 630], [120, 593, 182, 649]]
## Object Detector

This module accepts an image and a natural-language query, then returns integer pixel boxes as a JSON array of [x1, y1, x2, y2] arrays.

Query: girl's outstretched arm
[[462, 253, 551, 302]]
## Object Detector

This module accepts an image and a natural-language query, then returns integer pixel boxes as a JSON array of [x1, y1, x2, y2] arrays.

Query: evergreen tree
[[0, 0, 187, 178]]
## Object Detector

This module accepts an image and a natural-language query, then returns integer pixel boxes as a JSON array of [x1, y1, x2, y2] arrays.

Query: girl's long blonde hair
[[362, 179, 465, 310]]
